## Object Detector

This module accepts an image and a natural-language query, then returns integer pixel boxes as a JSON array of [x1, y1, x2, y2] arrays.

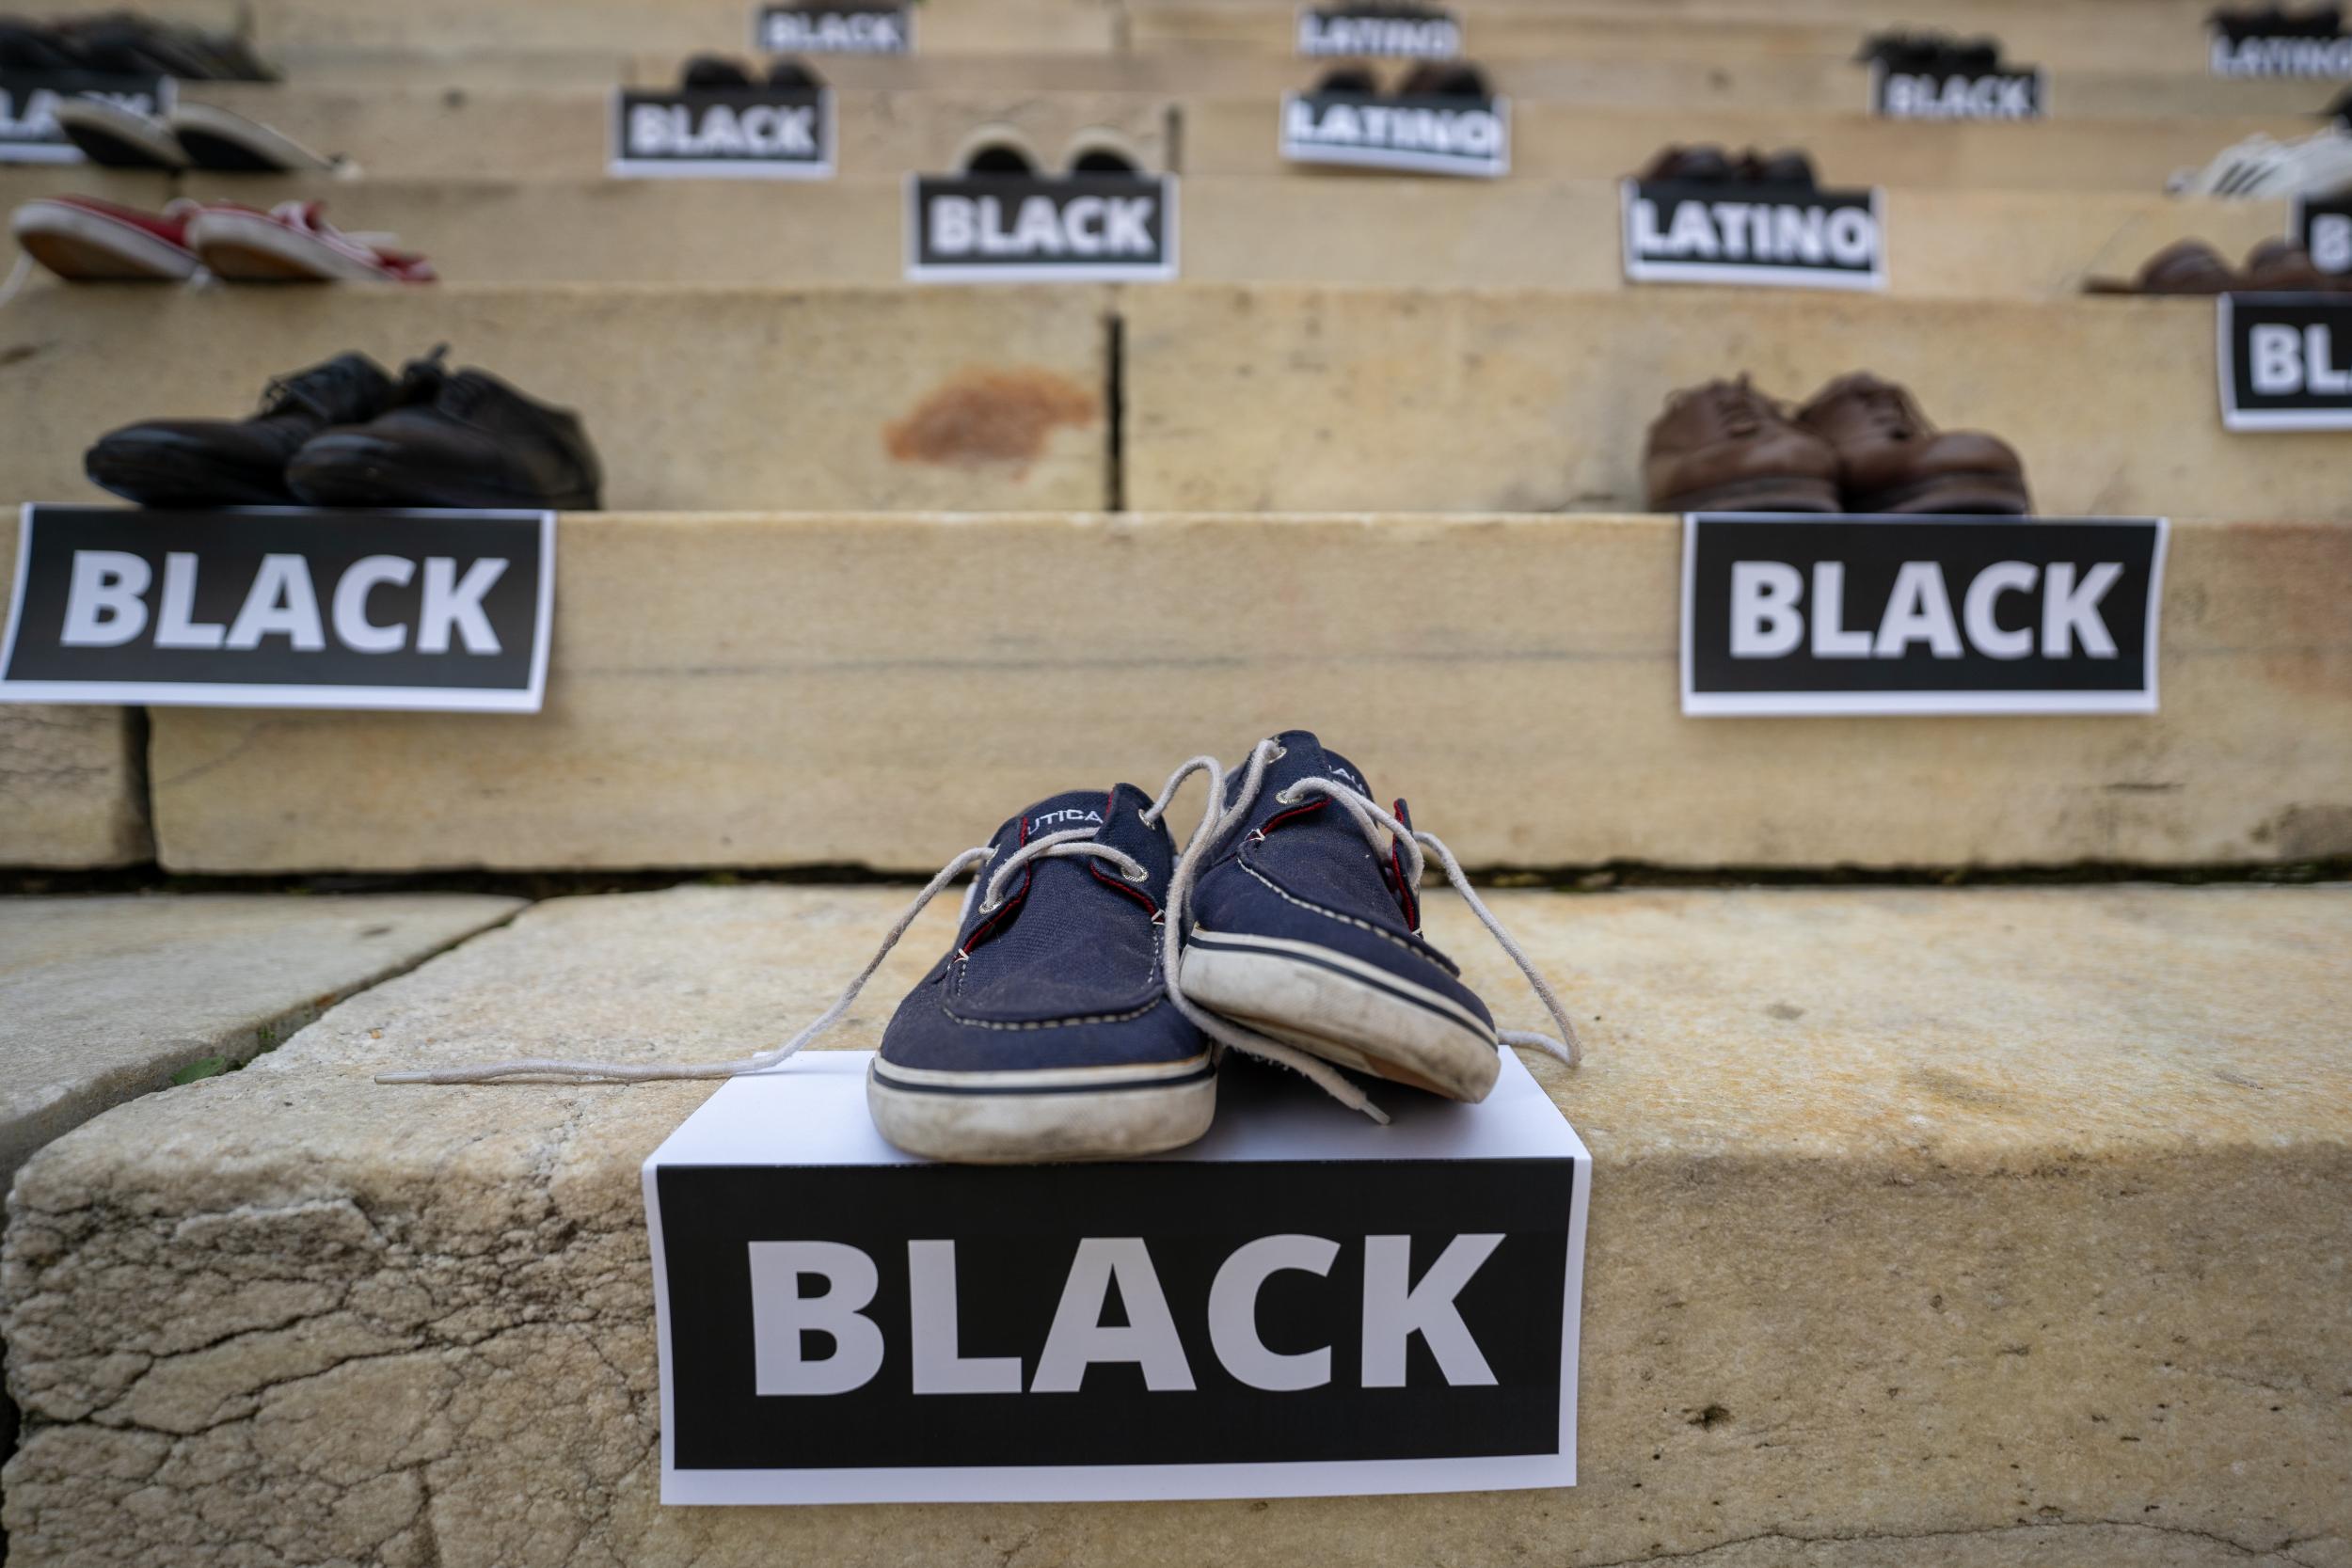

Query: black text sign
[[755, 2, 911, 53], [645, 1051, 1586, 1502], [906, 173, 1177, 281], [610, 86, 833, 178], [1681, 514, 2168, 716], [1622, 180, 1883, 290], [0, 71, 173, 164], [0, 506, 554, 711], [1870, 63, 2046, 119], [2217, 293, 2352, 430], [1279, 91, 1509, 178], [2294, 196, 2352, 275]]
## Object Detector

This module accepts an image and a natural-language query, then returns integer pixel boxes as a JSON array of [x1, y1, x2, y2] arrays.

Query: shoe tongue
[[963, 784, 1172, 947], [1235, 731, 1379, 818]]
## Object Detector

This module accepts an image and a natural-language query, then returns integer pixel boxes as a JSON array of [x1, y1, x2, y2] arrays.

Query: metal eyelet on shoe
[[1122, 866, 1149, 882], [1268, 743, 1287, 759], [977, 898, 1000, 914], [1275, 786, 1302, 805]]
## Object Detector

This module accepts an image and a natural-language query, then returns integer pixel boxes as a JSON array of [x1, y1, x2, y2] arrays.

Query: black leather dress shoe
[[84, 352, 394, 507], [286, 350, 603, 511]]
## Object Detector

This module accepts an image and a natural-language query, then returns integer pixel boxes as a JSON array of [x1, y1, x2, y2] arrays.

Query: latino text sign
[[1680, 513, 2168, 716], [0, 505, 554, 711], [645, 1051, 1587, 1502], [1621, 180, 1883, 290], [1280, 90, 1508, 178], [1295, 5, 1461, 58]]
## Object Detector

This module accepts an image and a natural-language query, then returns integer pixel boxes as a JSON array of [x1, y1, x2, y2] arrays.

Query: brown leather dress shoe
[[2241, 238, 2340, 292], [1643, 376, 1842, 514], [2132, 239, 2239, 295], [1796, 372, 2030, 515]]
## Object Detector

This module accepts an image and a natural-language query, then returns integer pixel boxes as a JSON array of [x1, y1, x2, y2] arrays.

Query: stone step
[[0, 283, 1112, 515], [4, 881, 2344, 1564], [1122, 285, 2352, 520], [1128, 0, 2246, 75], [84, 81, 2309, 184], [0, 891, 521, 1190], [129, 512, 2352, 874], [1180, 100, 2303, 187], [15, 174, 2279, 297]]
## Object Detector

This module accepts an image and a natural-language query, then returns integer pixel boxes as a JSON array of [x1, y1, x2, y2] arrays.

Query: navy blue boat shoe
[[380, 783, 1213, 1164], [1152, 731, 1581, 1105], [864, 784, 1214, 1163]]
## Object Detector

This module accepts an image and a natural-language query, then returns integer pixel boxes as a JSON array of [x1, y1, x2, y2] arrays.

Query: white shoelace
[[379, 744, 1582, 1119], [1140, 738, 1580, 1124], [373, 828, 1145, 1085]]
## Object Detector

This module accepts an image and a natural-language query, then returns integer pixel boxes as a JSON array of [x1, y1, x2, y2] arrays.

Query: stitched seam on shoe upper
[[937, 994, 1168, 1031], [941, 916, 1166, 1026], [1236, 856, 1461, 976]]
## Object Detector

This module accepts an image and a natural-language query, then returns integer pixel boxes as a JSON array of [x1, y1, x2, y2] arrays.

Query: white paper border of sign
[[0, 503, 558, 713], [1620, 181, 1886, 291], [2217, 292, 2352, 429], [902, 172, 1182, 283], [606, 87, 837, 181], [753, 3, 914, 54], [1277, 92, 1510, 180], [644, 1049, 1588, 1505], [1677, 512, 2169, 717]]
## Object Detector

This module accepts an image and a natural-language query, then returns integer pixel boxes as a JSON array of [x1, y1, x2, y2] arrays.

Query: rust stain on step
[[883, 368, 1098, 473]]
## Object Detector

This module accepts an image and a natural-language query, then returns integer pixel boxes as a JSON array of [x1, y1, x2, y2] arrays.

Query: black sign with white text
[[2209, 24, 2352, 76], [754, 1, 911, 54], [645, 1052, 1587, 1503], [1869, 63, 2045, 119], [0, 71, 173, 163], [1681, 514, 2168, 716], [906, 172, 1177, 281], [2217, 293, 2352, 429], [0, 505, 554, 711], [1280, 91, 1509, 178], [1622, 180, 1883, 289], [610, 85, 833, 178], [1295, 4, 1461, 57], [2291, 195, 2352, 274]]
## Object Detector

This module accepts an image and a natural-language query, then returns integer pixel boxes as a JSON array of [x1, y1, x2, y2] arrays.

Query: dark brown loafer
[[2133, 239, 2239, 295], [1797, 372, 2030, 515], [1644, 376, 1843, 514], [2242, 238, 2340, 292]]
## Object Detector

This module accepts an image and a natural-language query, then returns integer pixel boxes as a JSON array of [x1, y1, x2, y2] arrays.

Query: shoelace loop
[[381, 747, 1585, 1117], [374, 828, 1142, 1086]]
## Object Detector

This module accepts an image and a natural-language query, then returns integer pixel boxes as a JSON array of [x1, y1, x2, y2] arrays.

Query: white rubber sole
[[1181, 929, 1501, 1102], [866, 1055, 1216, 1164], [184, 210, 394, 282], [166, 103, 335, 172], [10, 202, 199, 281], [52, 100, 187, 169]]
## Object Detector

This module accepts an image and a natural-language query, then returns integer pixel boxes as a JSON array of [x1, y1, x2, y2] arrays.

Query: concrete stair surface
[[2, 880, 2345, 1565], [1120, 285, 2352, 518], [1177, 101, 2304, 188], [0, 284, 1114, 514], [0, 893, 522, 1192], [8, 176, 2279, 297], [134, 512, 2352, 874]]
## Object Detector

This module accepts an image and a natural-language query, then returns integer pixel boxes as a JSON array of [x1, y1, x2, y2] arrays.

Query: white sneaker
[[52, 98, 186, 170], [165, 103, 340, 174]]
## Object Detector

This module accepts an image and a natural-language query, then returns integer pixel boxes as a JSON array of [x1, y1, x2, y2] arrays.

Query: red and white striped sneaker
[[184, 201, 436, 283], [8, 196, 202, 280]]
